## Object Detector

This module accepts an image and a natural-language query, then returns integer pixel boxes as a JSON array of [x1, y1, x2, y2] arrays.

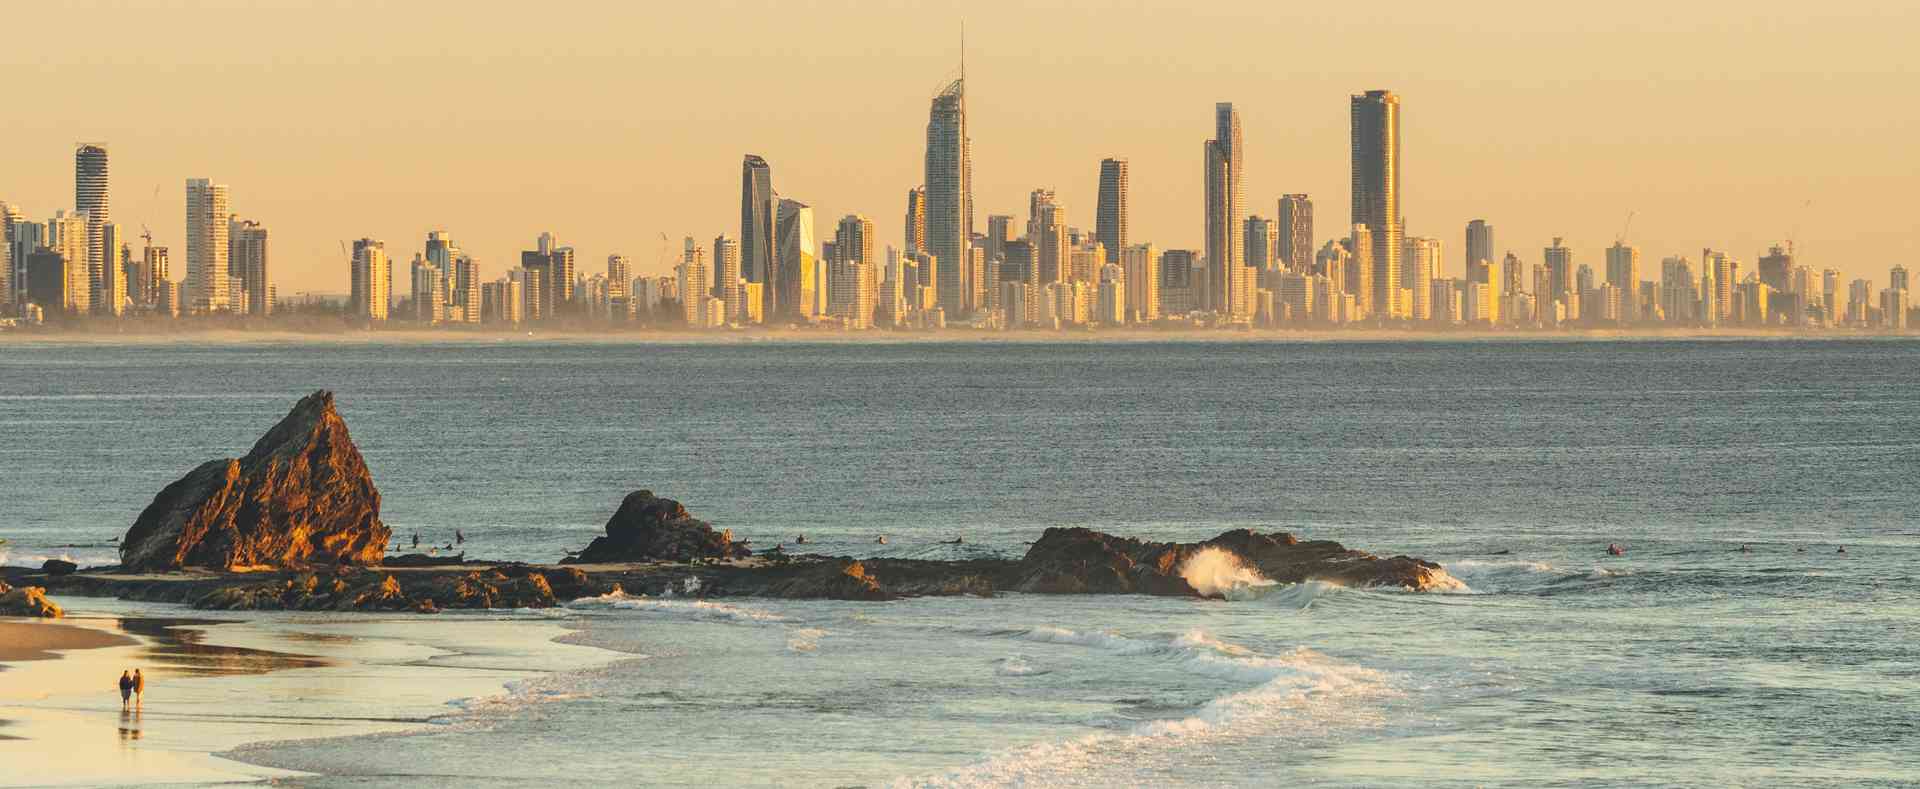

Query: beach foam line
[[897, 627, 1401, 788], [563, 589, 787, 623]]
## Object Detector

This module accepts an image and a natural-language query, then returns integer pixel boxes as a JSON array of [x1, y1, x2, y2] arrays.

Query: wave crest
[[1179, 547, 1279, 600]]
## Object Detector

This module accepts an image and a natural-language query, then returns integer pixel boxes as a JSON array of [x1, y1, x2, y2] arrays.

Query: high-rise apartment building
[[777, 198, 818, 321], [1345, 225, 1374, 318], [1544, 238, 1576, 318], [75, 144, 110, 312], [903, 187, 927, 255], [740, 155, 776, 319], [1121, 243, 1160, 323], [1466, 220, 1494, 271], [1276, 194, 1313, 271], [1757, 244, 1794, 294], [1203, 103, 1245, 316], [229, 218, 269, 316], [185, 178, 230, 314], [349, 239, 389, 320], [98, 222, 125, 315], [50, 211, 91, 314], [1605, 242, 1640, 321], [714, 235, 743, 324], [676, 241, 708, 326], [924, 67, 972, 316], [1351, 91, 1402, 320], [1245, 216, 1278, 270], [1404, 237, 1439, 321], [1095, 158, 1129, 266]]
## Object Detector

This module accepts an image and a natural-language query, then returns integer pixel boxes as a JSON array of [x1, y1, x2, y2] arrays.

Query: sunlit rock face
[[120, 391, 390, 572]]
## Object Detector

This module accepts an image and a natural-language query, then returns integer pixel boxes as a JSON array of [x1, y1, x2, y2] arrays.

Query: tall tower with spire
[[925, 31, 973, 317]]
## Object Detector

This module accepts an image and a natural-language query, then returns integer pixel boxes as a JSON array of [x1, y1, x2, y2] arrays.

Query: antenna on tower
[[960, 20, 966, 83]]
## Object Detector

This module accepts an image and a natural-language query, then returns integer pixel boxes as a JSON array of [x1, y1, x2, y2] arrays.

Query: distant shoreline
[[3, 326, 1915, 345]]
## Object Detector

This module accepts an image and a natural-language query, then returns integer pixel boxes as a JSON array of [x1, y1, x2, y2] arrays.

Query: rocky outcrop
[[563, 491, 752, 564], [1013, 527, 1447, 596], [41, 559, 78, 577], [764, 560, 896, 601], [0, 585, 63, 618], [119, 391, 390, 572], [189, 566, 572, 612]]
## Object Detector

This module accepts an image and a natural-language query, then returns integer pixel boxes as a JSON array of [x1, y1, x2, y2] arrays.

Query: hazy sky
[[4, 0, 1915, 293]]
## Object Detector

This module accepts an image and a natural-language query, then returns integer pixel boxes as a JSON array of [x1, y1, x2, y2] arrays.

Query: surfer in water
[[1606, 543, 1625, 556], [875, 535, 887, 545]]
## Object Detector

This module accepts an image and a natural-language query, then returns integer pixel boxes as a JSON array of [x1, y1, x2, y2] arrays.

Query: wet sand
[[0, 621, 136, 665], [0, 604, 623, 787]]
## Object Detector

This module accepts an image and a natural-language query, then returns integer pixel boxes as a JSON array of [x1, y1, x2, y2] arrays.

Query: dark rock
[[0, 585, 62, 617], [1013, 527, 1447, 596], [563, 490, 752, 564], [41, 559, 79, 577], [119, 391, 390, 572], [765, 560, 897, 601]]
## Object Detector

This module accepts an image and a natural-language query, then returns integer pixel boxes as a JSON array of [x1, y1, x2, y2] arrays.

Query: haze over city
[[4, 0, 1913, 294]]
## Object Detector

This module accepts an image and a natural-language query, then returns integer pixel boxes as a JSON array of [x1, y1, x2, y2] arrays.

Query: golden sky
[[4, 0, 1914, 293]]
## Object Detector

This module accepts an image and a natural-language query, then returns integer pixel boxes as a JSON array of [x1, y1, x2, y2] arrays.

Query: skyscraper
[[1351, 91, 1402, 320], [924, 61, 972, 316], [75, 144, 110, 312], [903, 187, 927, 255], [1203, 102, 1245, 316], [50, 212, 91, 314], [1095, 158, 1129, 266], [185, 178, 230, 314], [349, 239, 389, 320], [230, 218, 269, 316], [1545, 238, 1575, 319], [1276, 195, 1312, 271], [1757, 244, 1794, 294], [98, 222, 125, 316], [714, 235, 743, 323], [1605, 241, 1641, 321], [777, 198, 818, 321], [1404, 237, 1440, 321], [1466, 220, 1494, 271], [740, 155, 776, 319], [1245, 216, 1277, 270]]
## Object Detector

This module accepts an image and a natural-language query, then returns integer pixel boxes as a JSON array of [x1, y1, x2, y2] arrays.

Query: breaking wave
[[1178, 547, 1279, 600], [899, 626, 1399, 787]]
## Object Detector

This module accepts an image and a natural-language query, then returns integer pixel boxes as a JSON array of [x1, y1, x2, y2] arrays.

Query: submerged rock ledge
[[4, 522, 1451, 614], [7, 392, 1451, 612]]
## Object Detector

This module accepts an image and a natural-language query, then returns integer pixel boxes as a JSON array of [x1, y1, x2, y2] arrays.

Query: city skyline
[[0, 1, 1911, 295]]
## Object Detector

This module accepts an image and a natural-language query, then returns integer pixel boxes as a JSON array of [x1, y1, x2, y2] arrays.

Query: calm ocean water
[[3, 338, 1917, 786]]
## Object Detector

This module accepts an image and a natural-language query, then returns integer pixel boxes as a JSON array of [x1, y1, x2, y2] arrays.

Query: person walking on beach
[[118, 670, 133, 710], [133, 669, 145, 708]]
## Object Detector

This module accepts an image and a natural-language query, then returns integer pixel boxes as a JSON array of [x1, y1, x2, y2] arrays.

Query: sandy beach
[[0, 603, 623, 787]]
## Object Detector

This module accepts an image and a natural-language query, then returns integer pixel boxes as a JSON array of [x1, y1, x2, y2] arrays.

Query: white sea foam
[[1179, 547, 1279, 600], [899, 626, 1399, 788], [563, 589, 786, 623]]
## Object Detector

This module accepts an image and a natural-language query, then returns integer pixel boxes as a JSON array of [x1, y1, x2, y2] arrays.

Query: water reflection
[[115, 618, 329, 678], [116, 708, 141, 742]]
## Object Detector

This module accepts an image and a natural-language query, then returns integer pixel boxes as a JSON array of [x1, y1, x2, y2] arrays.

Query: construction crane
[[1615, 211, 1636, 245], [657, 232, 670, 272], [1787, 200, 1812, 256], [139, 224, 153, 247]]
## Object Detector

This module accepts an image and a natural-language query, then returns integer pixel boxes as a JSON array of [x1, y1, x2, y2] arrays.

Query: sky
[[3, 0, 1915, 293]]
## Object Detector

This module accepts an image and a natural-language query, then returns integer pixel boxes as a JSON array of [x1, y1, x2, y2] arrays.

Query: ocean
[[2, 337, 1916, 786]]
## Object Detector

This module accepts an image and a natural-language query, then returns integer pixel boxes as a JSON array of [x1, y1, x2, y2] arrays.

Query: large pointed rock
[[119, 391, 390, 572]]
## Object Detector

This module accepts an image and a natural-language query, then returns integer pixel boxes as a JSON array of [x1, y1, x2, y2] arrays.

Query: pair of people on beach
[[118, 669, 144, 710]]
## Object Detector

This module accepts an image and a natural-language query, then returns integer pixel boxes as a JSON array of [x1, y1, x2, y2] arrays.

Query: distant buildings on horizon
[[1, 78, 1914, 333]]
